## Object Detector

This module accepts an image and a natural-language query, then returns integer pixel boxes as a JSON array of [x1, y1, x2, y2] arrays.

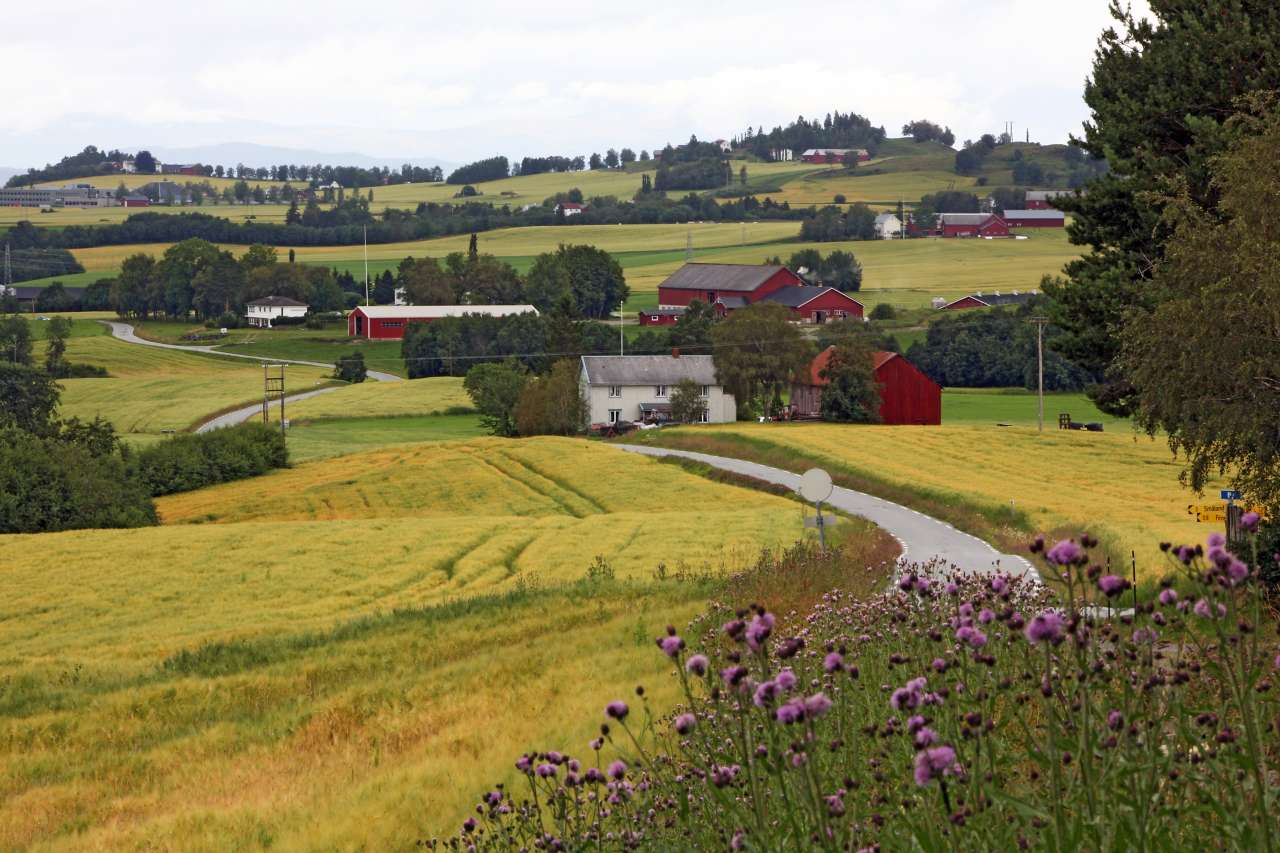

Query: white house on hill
[[874, 212, 902, 239], [246, 295, 308, 327], [579, 354, 736, 426]]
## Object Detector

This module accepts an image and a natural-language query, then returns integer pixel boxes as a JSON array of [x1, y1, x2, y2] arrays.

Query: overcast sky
[[1, 0, 1148, 169]]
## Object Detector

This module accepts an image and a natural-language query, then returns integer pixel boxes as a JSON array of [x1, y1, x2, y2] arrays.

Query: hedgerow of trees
[[447, 156, 511, 185]]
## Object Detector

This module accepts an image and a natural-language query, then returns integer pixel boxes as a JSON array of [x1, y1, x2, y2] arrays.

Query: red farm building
[[637, 308, 686, 326], [348, 304, 538, 340], [1000, 209, 1064, 228], [656, 263, 862, 323], [938, 290, 1040, 311], [790, 347, 941, 425], [938, 213, 1009, 238], [1023, 190, 1071, 210]]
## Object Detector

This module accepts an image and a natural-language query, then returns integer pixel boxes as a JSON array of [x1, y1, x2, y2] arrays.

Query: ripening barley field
[[0, 437, 826, 848], [283, 377, 471, 422], [674, 422, 1215, 578]]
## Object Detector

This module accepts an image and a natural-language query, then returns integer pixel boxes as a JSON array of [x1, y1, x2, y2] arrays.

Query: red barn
[[657, 263, 804, 310], [637, 307, 685, 326], [1001, 209, 1064, 228], [348, 304, 538, 340], [791, 347, 941, 425], [1024, 190, 1070, 210], [762, 285, 863, 322], [938, 213, 1009, 238], [121, 194, 150, 207], [939, 290, 1039, 311]]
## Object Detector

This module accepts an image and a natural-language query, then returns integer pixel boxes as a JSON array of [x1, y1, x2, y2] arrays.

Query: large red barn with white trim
[[790, 347, 941, 425], [938, 213, 1009, 238], [348, 304, 538, 340]]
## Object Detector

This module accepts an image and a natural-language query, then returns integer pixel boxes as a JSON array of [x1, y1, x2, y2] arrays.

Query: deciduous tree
[[710, 303, 811, 416]]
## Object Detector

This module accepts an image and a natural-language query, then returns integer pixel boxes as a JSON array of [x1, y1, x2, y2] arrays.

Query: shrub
[[269, 314, 307, 327], [0, 427, 156, 533], [134, 422, 287, 496], [833, 193, 846, 203], [868, 302, 897, 321], [334, 351, 367, 383], [449, 530, 1280, 851]]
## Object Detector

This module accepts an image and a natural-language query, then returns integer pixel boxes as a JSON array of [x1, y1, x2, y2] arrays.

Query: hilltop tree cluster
[[733, 111, 887, 161]]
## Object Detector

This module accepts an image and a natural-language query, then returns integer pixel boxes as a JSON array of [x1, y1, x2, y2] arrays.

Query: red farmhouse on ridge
[[937, 213, 1010, 238], [790, 347, 941, 425], [651, 263, 864, 325]]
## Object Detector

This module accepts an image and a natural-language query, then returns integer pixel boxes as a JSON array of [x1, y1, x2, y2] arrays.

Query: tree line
[[731, 111, 887, 161]]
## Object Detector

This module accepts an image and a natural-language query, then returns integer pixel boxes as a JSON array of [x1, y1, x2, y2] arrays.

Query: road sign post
[[799, 469, 835, 553]]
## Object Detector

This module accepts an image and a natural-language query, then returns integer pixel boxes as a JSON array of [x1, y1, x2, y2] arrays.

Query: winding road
[[100, 321, 401, 432], [617, 444, 1036, 580]]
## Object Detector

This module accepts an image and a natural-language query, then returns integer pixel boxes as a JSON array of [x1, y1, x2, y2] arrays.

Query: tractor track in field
[[99, 321, 401, 433]]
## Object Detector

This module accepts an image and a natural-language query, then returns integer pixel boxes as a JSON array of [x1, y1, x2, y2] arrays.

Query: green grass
[[941, 388, 1125, 428], [21, 315, 109, 340], [285, 415, 486, 461]]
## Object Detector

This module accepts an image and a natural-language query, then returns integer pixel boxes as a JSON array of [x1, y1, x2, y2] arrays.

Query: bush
[[134, 422, 287, 497], [833, 193, 846, 203], [868, 302, 897, 320], [0, 427, 156, 533], [269, 314, 307, 327], [449, 531, 1280, 851], [334, 351, 367, 383]]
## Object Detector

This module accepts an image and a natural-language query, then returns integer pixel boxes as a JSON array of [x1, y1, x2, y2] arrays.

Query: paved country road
[[100, 321, 401, 432], [616, 443, 1037, 580]]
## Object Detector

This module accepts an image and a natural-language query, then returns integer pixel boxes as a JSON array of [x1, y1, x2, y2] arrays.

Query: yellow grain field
[[0, 437, 814, 847], [284, 377, 470, 422], [690, 422, 1216, 578]]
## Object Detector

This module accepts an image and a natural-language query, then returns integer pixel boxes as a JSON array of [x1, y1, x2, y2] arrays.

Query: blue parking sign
[[1220, 489, 1242, 501]]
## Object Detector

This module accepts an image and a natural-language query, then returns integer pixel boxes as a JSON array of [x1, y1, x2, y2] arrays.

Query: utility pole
[[685, 229, 693, 261], [2, 243, 11, 295], [618, 302, 624, 356], [1028, 315, 1048, 432], [362, 225, 370, 306]]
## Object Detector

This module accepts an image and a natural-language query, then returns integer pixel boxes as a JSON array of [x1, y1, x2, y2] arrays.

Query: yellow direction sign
[[1195, 511, 1226, 523], [1187, 503, 1226, 515]]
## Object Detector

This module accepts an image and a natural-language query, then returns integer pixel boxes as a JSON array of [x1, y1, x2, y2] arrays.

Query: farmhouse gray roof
[[1002, 209, 1065, 219], [659, 263, 789, 293], [1024, 190, 1071, 201], [247, 295, 308, 307], [938, 213, 999, 225], [580, 355, 718, 386]]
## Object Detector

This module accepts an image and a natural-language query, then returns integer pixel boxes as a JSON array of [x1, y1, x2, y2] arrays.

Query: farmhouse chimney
[[671, 347, 680, 358]]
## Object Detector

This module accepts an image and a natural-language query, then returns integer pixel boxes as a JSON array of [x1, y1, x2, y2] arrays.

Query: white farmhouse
[[579, 354, 736, 427], [246, 295, 308, 328], [874, 212, 902, 239]]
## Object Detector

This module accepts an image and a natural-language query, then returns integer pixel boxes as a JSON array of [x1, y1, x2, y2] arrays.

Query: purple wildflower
[[515, 755, 532, 772], [1025, 610, 1064, 644], [674, 713, 696, 735], [607, 760, 627, 780], [906, 715, 926, 734], [776, 699, 806, 724], [753, 680, 778, 708], [913, 745, 959, 786], [1107, 710, 1123, 731], [1241, 511, 1260, 533], [605, 700, 629, 720], [914, 726, 938, 748], [823, 651, 844, 673], [1207, 532, 1226, 548], [1158, 588, 1178, 606], [945, 582, 959, 595], [462, 817, 477, 833], [720, 666, 748, 687], [1226, 558, 1249, 586], [978, 608, 995, 624], [686, 654, 709, 676], [991, 575, 1009, 594], [536, 763, 557, 778], [931, 657, 948, 673], [659, 635, 685, 657], [1193, 599, 1213, 619], [1046, 539, 1084, 566], [745, 612, 775, 651], [826, 793, 846, 817], [955, 625, 987, 648], [775, 668, 797, 691], [804, 692, 833, 719], [1098, 575, 1129, 598]]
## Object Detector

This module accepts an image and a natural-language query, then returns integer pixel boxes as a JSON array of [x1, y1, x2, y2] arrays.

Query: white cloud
[[0, 0, 1149, 167]]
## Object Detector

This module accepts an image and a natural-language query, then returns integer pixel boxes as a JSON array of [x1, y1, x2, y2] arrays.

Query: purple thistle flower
[[659, 635, 685, 657], [913, 745, 959, 786], [722, 619, 745, 640], [685, 654, 709, 676], [1107, 710, 1123, 731], [1025, 610, 1064, 644], [914, 726, 938, 748], [945, 582, 959, 595], [823, 651, 844, 673], [1241, 511, 1261, 533], [1227, 558, 1249, 586], [674, 713, 696, 734], [890, 687, 915, 711], [1193, 598, 1213, 619], [1132, 627, 1159, 644], [906, 715, 926, 734], [826, 793, 846, 817], [745, 612, 775, 651], [955, 625, 987, 648], [753, 680, 778, 708], [515, 755, 532, 772], [720, 665, 748, 687], [536, 763, 557, 778], [605, 700, 629, 720], [462, 817, 477, 833], [776, 699, 806, 724], [1046, 539, 1084, 566], [1098, 574, 1129, 598], [1158, 588, 1178, 606], [978, 608, 995, 624], [775, 668, 797, 691], [991, 575, 1009, 594], [607, 760, 627, 780], [804, 692, 833, 719], [931, 657, 948, 673], [1207, 532, 1226, 548]]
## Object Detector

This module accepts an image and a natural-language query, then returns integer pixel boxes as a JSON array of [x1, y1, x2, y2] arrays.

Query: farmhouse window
[[699, 409, 709, 423], [608, 409, 621, 424], [608, 385, 622, 398], [655, 385, 668, 397], [382, 320, 403, 328], [700, 385, 709, 397]]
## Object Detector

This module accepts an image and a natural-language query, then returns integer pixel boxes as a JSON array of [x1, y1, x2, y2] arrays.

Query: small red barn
[[1024, 190, 1070, 210], [938, 213, 1009, 238], [763, 285, 864, 322], [348, 304, 538, 340], [637, 307, 685, 326], [939, 290, 1039, 311], [791, 348, 941, 425]]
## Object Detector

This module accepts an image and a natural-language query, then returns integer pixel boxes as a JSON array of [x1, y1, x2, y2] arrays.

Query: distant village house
[[246, 296, 308, 328], [936, 290, 1039, 310], [579, 354, 736, 426]]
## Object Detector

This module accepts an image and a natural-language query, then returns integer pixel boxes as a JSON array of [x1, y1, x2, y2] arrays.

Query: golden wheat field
[[0, 437, 818, 848], [687, 422, 1217, 578], [283, 377, 471, 422]]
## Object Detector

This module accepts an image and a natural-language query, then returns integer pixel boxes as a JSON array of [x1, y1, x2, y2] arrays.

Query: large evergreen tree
[[1046, 1, 1280, 413]]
